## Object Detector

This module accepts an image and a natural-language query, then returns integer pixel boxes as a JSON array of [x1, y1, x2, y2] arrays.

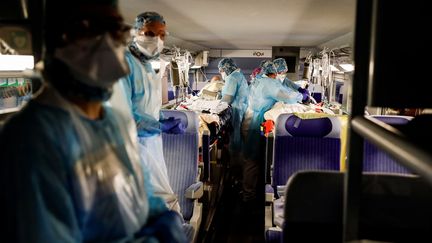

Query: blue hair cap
[[273, 58, 288, 73], [134, 12, 165, 29], [218, 58, 238, 76]]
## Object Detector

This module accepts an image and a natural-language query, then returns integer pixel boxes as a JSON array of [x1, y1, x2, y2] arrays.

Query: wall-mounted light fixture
[[0, 55, 34, 71]]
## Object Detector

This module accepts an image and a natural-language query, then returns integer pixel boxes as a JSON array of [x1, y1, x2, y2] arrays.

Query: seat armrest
[[185, 182, 204, 199], [273, 197, 285, 228], [265, 184, 275, 202], [276, 185, 286, 197]]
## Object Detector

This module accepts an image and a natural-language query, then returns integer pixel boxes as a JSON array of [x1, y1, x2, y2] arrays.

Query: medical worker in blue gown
[[241, 61, 303, 204], [119, 12, 181, 213], [218, 58, 249, 152], [273, 57, 310, 103], [0, 1, 186, 242], [253, 59, 269, 81]]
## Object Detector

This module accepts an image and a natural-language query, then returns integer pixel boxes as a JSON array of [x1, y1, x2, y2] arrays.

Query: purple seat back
[[265, 229, 283, 243], [363, 115, 414, 174], [161, 110, 199, 220], [272, 114, 341, 188], [282, 171, 432, 242], [370, 115, 412, 125]]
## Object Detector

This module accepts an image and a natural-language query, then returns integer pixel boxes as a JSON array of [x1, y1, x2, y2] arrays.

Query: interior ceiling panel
[[120, 0, 356, 50]]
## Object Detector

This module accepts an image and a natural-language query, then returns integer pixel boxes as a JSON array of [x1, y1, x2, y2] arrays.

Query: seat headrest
[[161, 110, 199, 133], [369, 115, 413, 125], [275, 114, 341, 138]]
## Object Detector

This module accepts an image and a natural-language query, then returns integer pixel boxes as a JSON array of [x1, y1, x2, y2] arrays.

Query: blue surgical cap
[[261, 60, 277, 75], [273, 58, 288, 73], [134, 12, 166, 30], [218, 58, 238, 76]]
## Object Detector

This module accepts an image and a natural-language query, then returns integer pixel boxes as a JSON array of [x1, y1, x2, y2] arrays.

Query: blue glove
[[298, 87, 310, 104], [135, 210, 188, 243], [160, 117, 186, 134]]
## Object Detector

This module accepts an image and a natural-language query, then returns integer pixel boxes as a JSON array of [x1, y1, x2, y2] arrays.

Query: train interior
[[1, 0, 432, 242]]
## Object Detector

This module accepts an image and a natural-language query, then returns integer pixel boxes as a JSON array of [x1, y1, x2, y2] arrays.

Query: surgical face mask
[[221, 72, 227, 80], [135, 35, 164, 58], [55, 33, 129, 89], [276, 73, 286, 82]]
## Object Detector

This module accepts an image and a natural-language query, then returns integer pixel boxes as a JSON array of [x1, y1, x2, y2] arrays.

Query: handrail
[[351, 116, 432, 185]]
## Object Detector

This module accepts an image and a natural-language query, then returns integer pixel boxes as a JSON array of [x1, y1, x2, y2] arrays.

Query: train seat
[[161, 110, 203, 243]]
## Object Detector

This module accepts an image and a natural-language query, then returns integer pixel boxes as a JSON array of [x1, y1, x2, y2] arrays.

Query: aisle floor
[[208, 174, 265, 243]]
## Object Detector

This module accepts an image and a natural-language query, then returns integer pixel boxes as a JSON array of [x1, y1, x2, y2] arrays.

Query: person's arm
[[267, 79, 303, 104], [275, 89, 302, 104], [281, 77, 311, 102], [282, 77, 300, 91], [221, 74, 237, 105]]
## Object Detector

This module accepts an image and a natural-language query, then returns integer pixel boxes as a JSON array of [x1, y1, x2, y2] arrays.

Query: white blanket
[[264, 102, 335, 121]]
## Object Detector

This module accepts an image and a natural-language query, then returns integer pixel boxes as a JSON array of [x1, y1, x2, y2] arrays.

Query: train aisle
[[207, 165, 265, 243]]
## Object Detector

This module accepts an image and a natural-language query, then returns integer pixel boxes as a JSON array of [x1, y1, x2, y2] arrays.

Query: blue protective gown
[[119, 50, 180, 213], [240, 77, 302, 201], [121, 50, 162, 138], [221, 69, 249, 151], [0, 99, 168, 242], [243, 77, 302, 161]]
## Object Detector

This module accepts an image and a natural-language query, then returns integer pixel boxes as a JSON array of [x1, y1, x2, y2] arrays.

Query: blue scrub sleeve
[[276, 89, 303, 104], [264, 80, 302, 104], [283, 77, 300, 91]]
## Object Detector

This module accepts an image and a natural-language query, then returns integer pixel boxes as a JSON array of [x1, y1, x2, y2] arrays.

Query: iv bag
[[312, 59, 321, 78], [321, 53, 330, 81]]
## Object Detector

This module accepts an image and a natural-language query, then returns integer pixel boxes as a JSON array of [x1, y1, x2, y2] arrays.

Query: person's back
[[248, 76, 287, 114], [240, 61, 302, 204], [223, 70, 249, 110], [245, 67, 301, 136]]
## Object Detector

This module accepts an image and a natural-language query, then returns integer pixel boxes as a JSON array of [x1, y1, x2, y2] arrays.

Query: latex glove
[[160, 117, 186, 134], [298, 87, 311, 104]]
